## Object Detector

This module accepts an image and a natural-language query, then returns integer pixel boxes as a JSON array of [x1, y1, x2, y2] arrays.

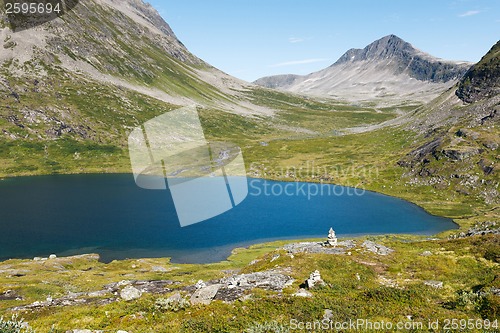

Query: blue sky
[[149, 0, 499, 82]]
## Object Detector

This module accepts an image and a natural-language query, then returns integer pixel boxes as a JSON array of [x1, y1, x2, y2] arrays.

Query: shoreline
[[0, 233, 445, 266]]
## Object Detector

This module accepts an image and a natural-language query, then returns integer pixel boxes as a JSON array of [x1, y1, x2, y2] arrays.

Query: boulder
[[293, 288, 313, 297], [120, 286, 142, 301], [191, 284, 222, 305]]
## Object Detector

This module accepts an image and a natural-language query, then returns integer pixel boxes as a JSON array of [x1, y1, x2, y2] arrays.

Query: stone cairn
[[326, 227, 337, 247], [306, 270, 324, 289]]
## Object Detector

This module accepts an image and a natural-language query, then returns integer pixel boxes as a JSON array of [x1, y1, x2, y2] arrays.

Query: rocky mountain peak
[[334, 35, 412, 65], [331, 34, 471, 83]]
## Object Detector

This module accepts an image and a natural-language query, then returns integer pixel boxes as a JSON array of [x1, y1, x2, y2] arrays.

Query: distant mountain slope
[[254, 35, 472, 104], [0, 0, 273, 115], [456, 40, 500, 103], [394, 40, 499, 209], [0, 0, 290, 176]]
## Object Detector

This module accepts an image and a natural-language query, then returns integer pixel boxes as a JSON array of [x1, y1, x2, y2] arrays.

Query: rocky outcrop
[[283, 240, 356, 255], [456, 40, 500, 103], [449, 221, 499, 239], [362, 241, 394, 255], [11, 279, 176, 311], [442, 147, 482, 161]]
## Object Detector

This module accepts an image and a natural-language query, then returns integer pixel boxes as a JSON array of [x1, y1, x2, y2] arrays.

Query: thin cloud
[[458, 10, 481, 17], [269, 58, 329, 68], [289, 37, 304, 43]]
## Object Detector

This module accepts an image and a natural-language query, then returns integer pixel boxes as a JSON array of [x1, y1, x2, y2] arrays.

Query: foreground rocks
[[11, 280, 177, 311], [10, 269, 294, 310]]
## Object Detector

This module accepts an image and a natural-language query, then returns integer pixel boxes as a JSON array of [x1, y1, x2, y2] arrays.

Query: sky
[[148, 0, 499, 82]]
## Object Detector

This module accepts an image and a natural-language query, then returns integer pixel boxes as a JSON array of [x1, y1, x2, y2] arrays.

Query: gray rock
[[442, 147, 481, 161], [222, 270, 294, 292], [450, 221, 499, 239], [191, 284, 222, 305], [105, 280, 175, 294], [323, 309, 334, 320], [167, 292, 183, 303], [362, 240, 394, 255], [421, 251, 433, 256], [483, 141, 498, 150], [120, 286, 142, 301], [293, 288, 313, 297], [424, 280, 443, 289], [213, 270, 294, 302], [49, 254, 57, 259]]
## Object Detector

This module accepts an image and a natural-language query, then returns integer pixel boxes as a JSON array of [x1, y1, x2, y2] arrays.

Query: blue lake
[[0, 174, 457, 263]]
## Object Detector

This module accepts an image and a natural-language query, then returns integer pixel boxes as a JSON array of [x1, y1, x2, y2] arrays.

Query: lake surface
[[0, 174, 457, 263]]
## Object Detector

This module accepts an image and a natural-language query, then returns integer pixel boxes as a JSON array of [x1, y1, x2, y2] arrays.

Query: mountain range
[[254, 35, 472, 104]]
